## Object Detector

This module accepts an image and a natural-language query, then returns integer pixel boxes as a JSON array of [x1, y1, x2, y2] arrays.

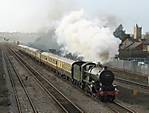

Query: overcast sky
[[0, 0, 148, 33]]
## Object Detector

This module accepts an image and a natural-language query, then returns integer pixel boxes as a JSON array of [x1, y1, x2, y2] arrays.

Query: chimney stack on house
[[133, 24, 142, 40]]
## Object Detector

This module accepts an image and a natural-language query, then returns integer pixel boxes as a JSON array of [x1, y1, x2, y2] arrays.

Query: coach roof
[[42, 52, 74, 64]]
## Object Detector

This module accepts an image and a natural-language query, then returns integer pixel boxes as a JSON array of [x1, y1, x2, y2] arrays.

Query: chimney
[[133, 24, 142, 40]]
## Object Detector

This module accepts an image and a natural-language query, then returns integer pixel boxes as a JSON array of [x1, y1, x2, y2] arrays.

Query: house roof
[[128, 42, 142, 49]]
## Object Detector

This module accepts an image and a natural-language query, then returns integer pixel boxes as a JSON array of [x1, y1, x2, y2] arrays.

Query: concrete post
[[148, 76, 149, 85]]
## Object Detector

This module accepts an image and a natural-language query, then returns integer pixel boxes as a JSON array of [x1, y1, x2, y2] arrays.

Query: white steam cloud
[[0, 0, 121, 63], [55, 10, 121, 63]]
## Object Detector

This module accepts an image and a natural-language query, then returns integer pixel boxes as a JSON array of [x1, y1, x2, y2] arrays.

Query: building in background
[[133, 24, 142, 40], [115, 24, 149, 63]]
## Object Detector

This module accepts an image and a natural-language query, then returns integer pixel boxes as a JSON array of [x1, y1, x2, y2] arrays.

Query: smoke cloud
[[30, 28, 61, 51], [55, 10, 121, 63], [0, 0, 121, 63]]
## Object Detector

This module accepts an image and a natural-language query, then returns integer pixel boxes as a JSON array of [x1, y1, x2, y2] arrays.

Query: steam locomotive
[[18, 45, 119, 102]]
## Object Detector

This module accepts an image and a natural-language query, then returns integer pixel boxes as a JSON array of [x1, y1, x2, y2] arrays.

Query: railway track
[[11, 46, 138, 113], [107, 101, 136, 113], [3, 50, 38, 113], [110, 67, 148, 85], [2, 51, 21, 113], [9, 48, 84, 113], [107, 67, 149, 91], [9, 45, 139, 113], [115, 77, 149, 90]]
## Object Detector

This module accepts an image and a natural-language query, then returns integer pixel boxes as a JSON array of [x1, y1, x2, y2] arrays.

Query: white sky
[[0, 0, 148, 33], [0, 0, 50, 32]]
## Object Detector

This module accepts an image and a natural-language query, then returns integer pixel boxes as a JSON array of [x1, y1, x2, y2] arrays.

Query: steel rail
[[5, 50, 38, 113], [108, 67, 149, 90], [10, 48, 84, 113], [107, 101, 136, 113], [115, 77, 149, 90], [2, 51, 22, 113], [12, 46, 138, 113]]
